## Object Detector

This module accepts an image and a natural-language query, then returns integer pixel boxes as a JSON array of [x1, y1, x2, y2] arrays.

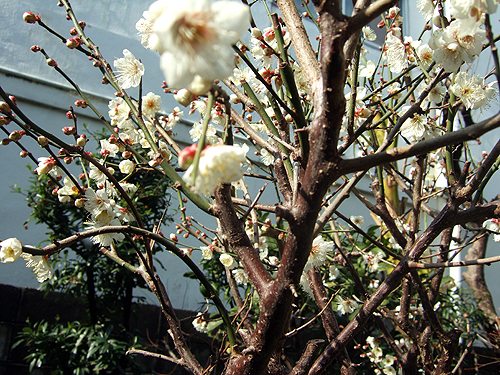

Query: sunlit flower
[[451, 72, 486, 110], [260, 148, 275, 166], [100, 139, 119, 158], [416, 44, 434, 67], [399, 105, 428, 142], [362, 26, 377, 41], [483, 218, 500, 242], [119, 159, 136, 174], [86, 218, 125, 246], [336, 296, 359, 315], [350, 215, 365, 226], [114, 49, 145, 89], [136, 11, 156, 49], [450, 0, 497, 19], [36, 157, 57, 176], [201, 246, 213, 260], [148, 0, 250, 90], [192, 313, 208, 333], [220, 253, 236, 269], [359, 60, 376, 78], [167, 107, 184, 129], [108, 97, 130, 126], [0, 238, 22, 263], [182, 144, 247, 195], [189, 122, 219, 144], [22, 254, 53, 282], [57, 176, 79, 203], [304, 236, 334, 272], [142, 92, 162, 117], [416, 0, 435, 21], [232, 268, 249, 284]]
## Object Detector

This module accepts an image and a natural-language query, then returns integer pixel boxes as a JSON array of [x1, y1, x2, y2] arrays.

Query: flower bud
[[66, 38, 79, 49], [174, 89, 195, 107], [65, 111, 74, 120], [62, 126, 76, 135], [37, 136, 49, 147], [122, 151, 132, 159], [74, 198, 86, 208], [30, 45, 40, 53], [64, 156, 73, 164], [0, 116, 11, 126], [76, 136, 87, 147], [74, 100, 87, 108], [170, 233, 178, 242], [78, 21, 86, 29], [23, 12, 38, 24], [178, 144, 198, 169], [0, 102, 12, 115], [46, 58, 57, 67], [69, 27, 78, 35], [20, 150, 30, 158], [1, 138, 11, 146], [107, 167, 115, 175], [79, 173, 86, 180], [251, 28, 263, 39], [8, 96, 17, 106], [119, 159, 135, 174], [8, 131, 22, 141]]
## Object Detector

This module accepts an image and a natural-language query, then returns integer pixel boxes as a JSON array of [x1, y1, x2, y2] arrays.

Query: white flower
[[36, 157, 57, 176], [304, 236, 334, 271], [100, 139, 119, 158], [336, 296, 359, 315], [86, 218, 125, 246], [385, 30, 408, 73], [192, 313, 208, 333], [362, 26, 377, 41], [148, 0, 250, 89], [57, 176, 78, 203], [329, 264, 340, 280], [431, 19, 485, 72], [89, 161, 108, 185], [84, 188, 113, 219], [383, 366, 397, 375], [108, 97, 130, 126], [22, 254, 53, 282], [483, 219, 500, 242], [417, 0, 435, 21], [189, 122, 218, 144], [142, 92, 162, 117], [451, 72, 485, 110], [201, 246, 213, 260], [428, 82, 446, 104], [368, 279, 380, 289], [260, 148, 275, 166], [232, 268, 249, 284], [399, 106, 428, 142], [0, 238, 22, 263], [114, 49, 145, 89], [120, 182, 138, 195], [220, 253, 236, 269], [450, 0, 497, 19], [416, 44, 434, 67], [119, 160, 136, 175], [167, 107, 184, 129], [136, 11, 156, 49], [182, 145, 246, 195], [350, 215, 365, 227], [359, 60, 376, 78]]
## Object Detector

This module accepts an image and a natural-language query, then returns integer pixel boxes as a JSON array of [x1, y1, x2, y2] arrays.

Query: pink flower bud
[[122, 151, 132, 159], [64, 156, 73, 164], [178, 144, 198, 169], [0, 116, 11, 125], [170, 234, 178, 242], [74, 100, 87, 108], [78, 21, 86, 29], [66, 38, 79, 49], [183, 233, 189, 239], [37, 136, 49, 147], [20, 150, 30, 158], [30, 45, 40, 52], [62, 126, 76, 135], [23, 12, 38, 24], [69, 27, 78, 36], [8, 96, 17, 106]]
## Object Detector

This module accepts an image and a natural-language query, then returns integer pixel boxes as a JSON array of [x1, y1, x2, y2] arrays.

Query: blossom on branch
[[147, 0, 250, 91], [113, 49, 145, 89], [22, 254, 53, 282], [0, 238, 23, 263]]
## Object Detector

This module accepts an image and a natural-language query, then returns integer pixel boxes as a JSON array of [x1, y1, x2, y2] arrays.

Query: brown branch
[[338, 113, 500, 175], [289, 340, 325, 375], [346, 0, 399, 34], [409, 254, 500, 268], [126, 348, 184, 366]]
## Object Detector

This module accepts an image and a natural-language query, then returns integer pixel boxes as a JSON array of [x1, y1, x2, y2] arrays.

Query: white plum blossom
[[119, 159, 136, 174], [36, 157, 57, 176], [362, 26, 377, 41], [148, 0, 250, 90], [100, 139, 120, 158], [416, 44, 434, 67], [57, 176, 78, 203], [450, 0, 498, 19], [260, 148, 275, 166], [220, 253, 236, 269], [329, 264, 340, 280], [108, 97, 130, 126], [189, 122, 219, 144], [167, 107, 184, 129], [192, 313, 208, 333], [483, 219, 500, 242], [201, 246, 213, 260], [451, 72, 498, 110], [142, 92, 162, 117], [304, 236, 334, 272], [416, 0, 435, 21], [232, 268, 249, 284], [359, 60, 376, 78], [86, 217, 125, 247], [22, 254, 53, 282], [430, 19, 485, 72], [89, 161, 108, 185], [136, 11, 156, 49], [336, 296, 359, 315], [113, 49, 145, 89], [398, 105, 428, 142], [0, 238, 23, 263], [350, 215, 365, 227]]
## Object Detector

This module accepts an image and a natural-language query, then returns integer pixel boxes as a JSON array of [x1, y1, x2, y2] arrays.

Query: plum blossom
[[0, 238, 23, 263], [36, 157, 57, 176], [182, 144, 247, 195], [201, 246, 213, 260], [451, 72, 498, 110], [135, 11, 156, 49], [450, 0, 498, 19], [260, 148, 275, 166], [362, 26, 377, 41], [232, 268, 249, 284], [398, 105, 428, 142], [86, 217, 125, 247], [336, 296, 359, 315], [142, 92, 162, 117], [22, 254, 53, 282], [304, 236, 334, 272], [483, 219, 500, 242], [119, 159, 136, 174], [220, 253, 236, 269], [192, 313, 208, 333], [114, 49, 145, 89], [148, 0, 250, 90], [167, 107, 184, 129], [57, 176, 78, 203]]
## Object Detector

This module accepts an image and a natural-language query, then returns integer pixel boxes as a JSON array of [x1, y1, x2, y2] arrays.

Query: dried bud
[[0, 116, 11, 126], [1, 138, 11, 146], [23, 12, 38, 24], [37, 136, 49, 147]]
